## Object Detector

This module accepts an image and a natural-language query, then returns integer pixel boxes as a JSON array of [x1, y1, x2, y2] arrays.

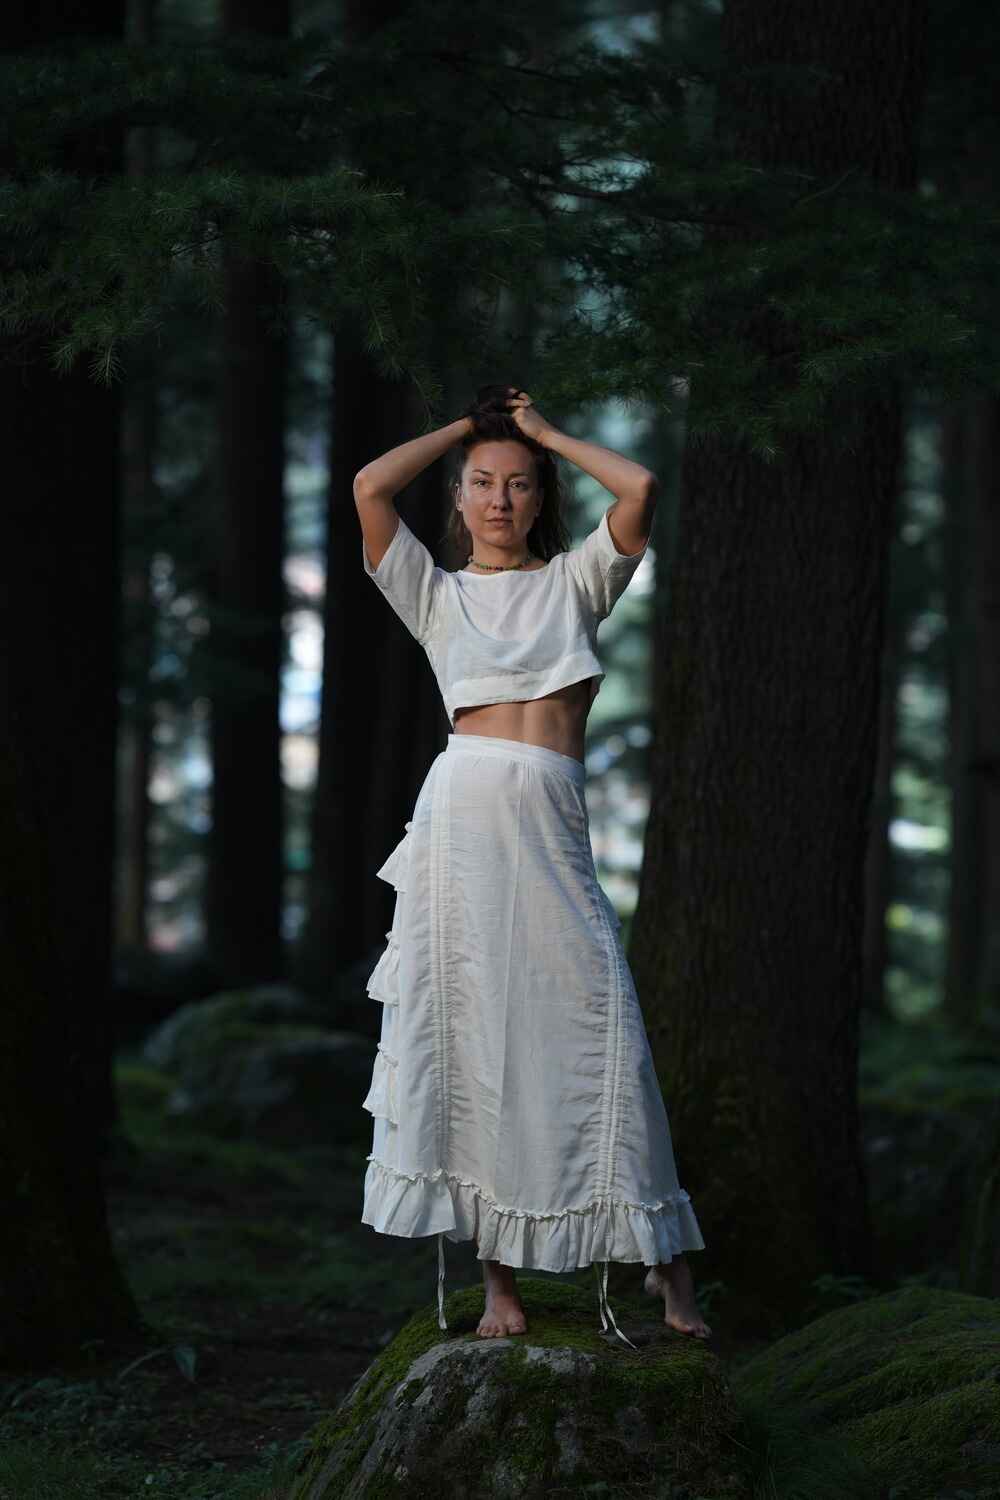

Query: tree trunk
[[942, 397, 1000, 1025], [630, 0, 927, 1323], [117, 0, 159, 954], [296, 0, 450, 1001], [203, 0, 291, 987], [0, 740, 141, 1365], [0, 0, 142, 1365]]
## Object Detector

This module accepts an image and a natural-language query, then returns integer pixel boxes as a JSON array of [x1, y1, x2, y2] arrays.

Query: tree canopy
[[2, 1, 998, 452]]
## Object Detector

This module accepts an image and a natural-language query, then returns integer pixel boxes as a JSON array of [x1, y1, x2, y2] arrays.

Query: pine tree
[[630, 0, 927, 1322], [1, 2, 995, 433], [0, 0, 142, 1367]]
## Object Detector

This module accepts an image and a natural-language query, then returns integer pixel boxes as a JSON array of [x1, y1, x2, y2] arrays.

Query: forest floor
[[0, 1025, 964, 1500], [0, 1055, 766, 1499]]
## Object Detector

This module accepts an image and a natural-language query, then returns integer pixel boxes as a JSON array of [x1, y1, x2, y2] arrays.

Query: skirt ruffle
[[362, 1152, 704, 1273], [373, 820, 412, 892], [365, 931, 401, 1007], [360, 826, 409, 1111], [361, 1045, 400, 1125]]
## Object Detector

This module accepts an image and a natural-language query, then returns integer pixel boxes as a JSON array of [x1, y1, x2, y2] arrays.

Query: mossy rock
[[286, 1277, 754, 1499], [732, 1284, 1000, 1499], [141, 984, 334, 1071], [139, 986, 374, 1145]]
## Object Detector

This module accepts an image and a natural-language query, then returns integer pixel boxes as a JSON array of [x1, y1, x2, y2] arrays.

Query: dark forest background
[[2, 0, 999, 1496]]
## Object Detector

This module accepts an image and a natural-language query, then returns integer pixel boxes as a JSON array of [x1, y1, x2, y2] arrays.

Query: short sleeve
[[564, 506, 649, 623], [362, 512, 444, 645]]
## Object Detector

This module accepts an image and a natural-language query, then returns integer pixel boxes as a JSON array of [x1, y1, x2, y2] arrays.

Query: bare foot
[[476, 1259, 528, 1338], [643, 1256, 712, 1339]]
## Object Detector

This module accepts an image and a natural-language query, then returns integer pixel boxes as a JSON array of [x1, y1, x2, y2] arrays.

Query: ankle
[[483, 1260, 517, 1285]]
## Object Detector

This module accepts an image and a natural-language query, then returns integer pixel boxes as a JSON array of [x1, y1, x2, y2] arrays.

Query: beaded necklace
[[465, 553, 541, 572]]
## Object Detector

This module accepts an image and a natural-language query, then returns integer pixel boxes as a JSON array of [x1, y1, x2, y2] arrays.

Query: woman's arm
[[354, 416, 473, 504], [354, 416, 473, 571], [507, 391, 657, 557]]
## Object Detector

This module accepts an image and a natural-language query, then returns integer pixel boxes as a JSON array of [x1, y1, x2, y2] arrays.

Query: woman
[[355, 385, 710, 1346]]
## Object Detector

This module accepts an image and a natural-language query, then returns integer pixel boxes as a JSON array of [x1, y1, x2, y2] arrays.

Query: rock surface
[[286, 1279, 751, 1499], [733, 1284, 1000, 1499], [140, 986, 374, 1144]]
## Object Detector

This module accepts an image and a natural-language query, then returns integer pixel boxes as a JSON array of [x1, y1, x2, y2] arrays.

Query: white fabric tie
[[434, 1238, 636, 1349], [593, 1260, 639, 1349], [437, 1231, 448, 1330]]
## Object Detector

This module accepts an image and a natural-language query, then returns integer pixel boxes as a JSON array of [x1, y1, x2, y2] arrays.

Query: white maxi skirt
[[361, 732, 706, 1347]]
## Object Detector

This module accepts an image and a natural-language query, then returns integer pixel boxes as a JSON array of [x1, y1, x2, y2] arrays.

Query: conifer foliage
[[1, 1, 997, 447]]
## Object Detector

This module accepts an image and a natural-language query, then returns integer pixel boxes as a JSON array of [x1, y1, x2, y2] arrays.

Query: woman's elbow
[[353, 468, 374, 504], [625, 470, 658, 507]]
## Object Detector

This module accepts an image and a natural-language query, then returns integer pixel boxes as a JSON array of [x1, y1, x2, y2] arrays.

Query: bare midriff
[[452, 678, 596, 766]]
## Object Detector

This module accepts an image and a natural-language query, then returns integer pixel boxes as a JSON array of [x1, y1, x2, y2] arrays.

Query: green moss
[[114, 1062, 173, 1108], [733, 1285, 1000, 1499], [289, 1278, 746, 1499], [724, 1397, 881, 1500], [295, 1297, 458, 1479], [290, 1282, 1000, 1499]]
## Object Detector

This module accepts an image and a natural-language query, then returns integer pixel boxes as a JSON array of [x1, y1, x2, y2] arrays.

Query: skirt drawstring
[[437, 1231, 448, 1330], [436, 1240, 636, 1350], [594, 1260, 639, 1349]]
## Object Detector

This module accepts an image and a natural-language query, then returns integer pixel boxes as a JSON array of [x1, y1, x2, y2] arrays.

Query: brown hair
[[443, 386, 572, 570]]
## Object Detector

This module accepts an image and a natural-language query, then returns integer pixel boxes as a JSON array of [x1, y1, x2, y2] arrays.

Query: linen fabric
[[361, 506, 647, 726], [361, 733, 706, 1345]]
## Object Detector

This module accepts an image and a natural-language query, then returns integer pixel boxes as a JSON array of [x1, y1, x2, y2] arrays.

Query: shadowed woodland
[[2, 0, 999, 1496]]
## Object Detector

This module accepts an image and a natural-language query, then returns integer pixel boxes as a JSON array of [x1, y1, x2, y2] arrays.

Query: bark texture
[[0, 0, 142, 1364], [204, 0, 291, 987], [630, 0, 928, 1319]]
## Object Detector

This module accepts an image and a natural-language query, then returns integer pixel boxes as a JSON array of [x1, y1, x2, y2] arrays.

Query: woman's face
[[457, 440, 541, 550]]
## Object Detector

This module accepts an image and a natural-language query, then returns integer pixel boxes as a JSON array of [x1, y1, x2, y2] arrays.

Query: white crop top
[[362, 505, 648, 727]]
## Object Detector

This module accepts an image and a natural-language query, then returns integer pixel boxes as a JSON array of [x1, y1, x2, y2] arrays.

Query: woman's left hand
[[506, 389, 552, 445]]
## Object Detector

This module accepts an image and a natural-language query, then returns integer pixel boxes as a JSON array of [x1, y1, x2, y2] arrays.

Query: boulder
[[141, 984, 333, 1070], [140, 986, 374, 1145], [286, 1279, 753, 1499], [732, 1284, 1000, 1499]]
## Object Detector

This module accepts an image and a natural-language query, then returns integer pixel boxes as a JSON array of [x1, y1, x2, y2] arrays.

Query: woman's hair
[[443, 384, 572, 569]]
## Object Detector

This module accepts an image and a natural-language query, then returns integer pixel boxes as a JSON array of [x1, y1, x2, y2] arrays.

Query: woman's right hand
[[506, 389, 552, 445]]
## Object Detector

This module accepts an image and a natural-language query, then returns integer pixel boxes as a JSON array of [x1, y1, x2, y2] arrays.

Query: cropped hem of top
[[362, 505, 648, 727]]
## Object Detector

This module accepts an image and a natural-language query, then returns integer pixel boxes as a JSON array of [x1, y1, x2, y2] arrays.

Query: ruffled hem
[[361, 1047, 399, 1125], [361, 1153, 705, 1272]]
